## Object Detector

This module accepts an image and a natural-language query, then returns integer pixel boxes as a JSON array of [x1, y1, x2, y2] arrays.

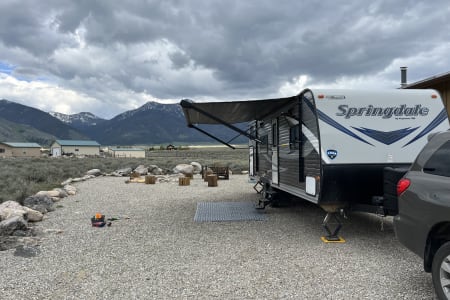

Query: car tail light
[[397, 178, 411, 196]]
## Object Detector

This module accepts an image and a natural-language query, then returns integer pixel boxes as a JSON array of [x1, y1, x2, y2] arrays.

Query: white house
[[51, 140, 100, 157]]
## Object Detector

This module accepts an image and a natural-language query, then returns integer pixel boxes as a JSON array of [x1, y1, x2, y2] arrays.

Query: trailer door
[[272, 118, 279, 185]]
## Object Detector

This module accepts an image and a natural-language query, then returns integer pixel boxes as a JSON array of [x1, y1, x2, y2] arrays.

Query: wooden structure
[[145, 175, 156, 184], [202, 165, 230, 180], [207, 175, 218, 187], [179, 177, 190, 186], [404, 71, 450, 116]]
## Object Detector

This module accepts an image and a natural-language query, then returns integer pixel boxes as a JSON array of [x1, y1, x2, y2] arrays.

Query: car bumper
[[393, 214, 426, 259]]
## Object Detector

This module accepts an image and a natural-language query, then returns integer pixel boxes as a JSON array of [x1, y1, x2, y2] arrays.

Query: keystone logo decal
[[326, 149, 337, 159], [336, 104, 429, 119]]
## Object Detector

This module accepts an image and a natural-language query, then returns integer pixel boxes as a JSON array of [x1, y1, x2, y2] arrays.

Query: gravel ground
[[0, 175, 437, 299]]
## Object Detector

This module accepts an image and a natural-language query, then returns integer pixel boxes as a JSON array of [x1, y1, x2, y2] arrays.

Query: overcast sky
[[0, 0, 449, 119]]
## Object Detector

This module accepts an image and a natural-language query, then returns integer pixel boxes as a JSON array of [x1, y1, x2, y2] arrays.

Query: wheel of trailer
[[432, 241, 450, 299]]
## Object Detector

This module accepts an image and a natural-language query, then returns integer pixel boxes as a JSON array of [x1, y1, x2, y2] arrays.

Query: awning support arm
[[189, 125, 236, 149], [183, 102, 260, 142]]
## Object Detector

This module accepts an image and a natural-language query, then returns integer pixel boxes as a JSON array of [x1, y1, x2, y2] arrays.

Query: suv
[[394, 131, 450, 299]]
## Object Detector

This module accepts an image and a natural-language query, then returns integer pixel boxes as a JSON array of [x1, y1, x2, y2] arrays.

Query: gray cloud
[[0, 0, 449, 118]]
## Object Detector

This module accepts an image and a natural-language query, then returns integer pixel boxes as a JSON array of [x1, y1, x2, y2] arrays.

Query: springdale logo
[[336, 104, 429, 119]]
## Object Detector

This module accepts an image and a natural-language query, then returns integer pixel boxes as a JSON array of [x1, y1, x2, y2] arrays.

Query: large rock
[[64, 185, 77, 195], [190, 162, 202, 174], [114, 167, 133, 176], [86, 169, 102, 176], [0, 216, 27, 236], [0, 200, 23, 211], [0, 201, 26, 221], [36, 190, 61, 198], [0, 208, 26, 221], [61, 178, 73, 186], [148, 165, 163, 175], [173, 164, 194, 176], [22, 207, 43, 222], [0, 201, 43, 222], [53, 188, 68, 198], [23, 194, 55, 214], [134, 165, 148, 175]]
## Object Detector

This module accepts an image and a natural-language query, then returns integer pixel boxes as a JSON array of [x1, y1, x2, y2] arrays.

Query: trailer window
[[289, 125, 300, 150]]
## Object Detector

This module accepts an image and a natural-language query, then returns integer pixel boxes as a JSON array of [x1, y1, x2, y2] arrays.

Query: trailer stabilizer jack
[[321, 212, 346, 243], [255, 189, 277, 209]]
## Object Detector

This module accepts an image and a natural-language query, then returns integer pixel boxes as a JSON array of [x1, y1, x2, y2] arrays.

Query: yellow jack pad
[[321, 236, 346, 243]]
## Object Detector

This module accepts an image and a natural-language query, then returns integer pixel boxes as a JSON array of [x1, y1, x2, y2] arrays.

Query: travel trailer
[[180, 89, 449, 239]]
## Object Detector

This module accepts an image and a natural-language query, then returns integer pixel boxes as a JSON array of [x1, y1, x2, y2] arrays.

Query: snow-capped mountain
[[48, 111, 106, 129]]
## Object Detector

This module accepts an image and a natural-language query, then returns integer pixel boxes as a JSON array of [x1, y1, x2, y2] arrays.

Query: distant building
[[402, 70, 450, 115], [50, 140, 100, 157], [166, 144, 176, 150], [108, 147, 146, 158], [0, 142, 41, 158]]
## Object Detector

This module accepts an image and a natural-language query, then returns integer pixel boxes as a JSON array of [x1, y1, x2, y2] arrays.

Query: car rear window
[[423, 140, 450, 177]]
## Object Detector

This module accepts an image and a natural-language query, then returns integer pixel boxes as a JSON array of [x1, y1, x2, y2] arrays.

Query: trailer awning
[[180, 96, 296, 125], [179, 96, 297, 149]]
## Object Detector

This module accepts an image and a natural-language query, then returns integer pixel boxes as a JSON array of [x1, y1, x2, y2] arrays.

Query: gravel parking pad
[[0, 175, 436, 299]]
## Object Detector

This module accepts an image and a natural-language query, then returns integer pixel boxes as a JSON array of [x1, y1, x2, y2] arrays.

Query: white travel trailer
[[180, 89, 449, 239]]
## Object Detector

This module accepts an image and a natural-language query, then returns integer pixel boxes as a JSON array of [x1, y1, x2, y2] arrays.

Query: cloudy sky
[[0, 0, 449, 119]]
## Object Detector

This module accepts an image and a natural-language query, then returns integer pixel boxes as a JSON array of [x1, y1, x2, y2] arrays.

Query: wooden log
[[179, 177, 190, 186], [207, 175, 218, 187], [145, 175, 156, 184]]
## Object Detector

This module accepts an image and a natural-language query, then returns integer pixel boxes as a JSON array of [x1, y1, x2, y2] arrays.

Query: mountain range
[[0, 99, 246, 146]]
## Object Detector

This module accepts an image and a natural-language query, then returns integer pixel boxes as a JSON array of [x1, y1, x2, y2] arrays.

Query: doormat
[[194, 201, 267, 222]]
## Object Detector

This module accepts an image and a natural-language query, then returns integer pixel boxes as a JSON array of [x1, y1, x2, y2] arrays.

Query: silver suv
[[394, 130, 450, 299]]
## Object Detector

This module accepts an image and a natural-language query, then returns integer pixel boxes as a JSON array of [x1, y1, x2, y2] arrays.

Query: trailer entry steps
[[194, 201, 267, 222]]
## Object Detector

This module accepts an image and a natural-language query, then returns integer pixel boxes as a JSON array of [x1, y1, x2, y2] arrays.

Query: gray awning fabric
[[180, 96, 296, 125]]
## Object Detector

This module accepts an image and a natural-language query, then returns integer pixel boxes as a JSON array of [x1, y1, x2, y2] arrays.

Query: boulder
[[0, 216, 27, 236], [86, 169, 102, 176], [83, 175, 95, 180], [22, 207, 43, 222], [173, 164, 194, 176], [149, 165, 163, 175], [23, 194, 55, 214], [134, 165, 148, 175], [0, 200, 23, 210], [0, 201, 43, 222], [114, 167, 133, 176], [190, 162, 202, 174], [36, 190, 61, 198], [0, 208, 27, 221], [64, 185, 77, 195], [61, 178, 73, 186], [0, 201, 26, 221], [52, 188, 68, 198]]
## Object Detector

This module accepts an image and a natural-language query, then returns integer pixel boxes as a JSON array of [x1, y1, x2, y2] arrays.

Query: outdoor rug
[[194, 201, 267, 222]]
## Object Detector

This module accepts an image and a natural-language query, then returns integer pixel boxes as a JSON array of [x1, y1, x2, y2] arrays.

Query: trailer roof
[[180, 96, 296, 125]]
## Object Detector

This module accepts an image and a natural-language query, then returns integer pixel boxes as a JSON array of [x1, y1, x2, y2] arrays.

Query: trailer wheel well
[[424, 222, 450, 272]]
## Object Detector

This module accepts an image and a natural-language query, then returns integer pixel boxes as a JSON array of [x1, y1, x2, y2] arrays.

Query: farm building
[[109, 147, 146, 158], [0, 142, 41, 158], [402, 69, 450, 115], [50, 140, 100, 157]]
